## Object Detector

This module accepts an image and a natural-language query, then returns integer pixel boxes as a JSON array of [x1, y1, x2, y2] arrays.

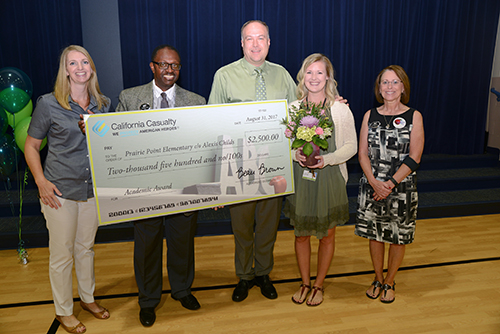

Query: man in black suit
[[116, 45, 206, 327]]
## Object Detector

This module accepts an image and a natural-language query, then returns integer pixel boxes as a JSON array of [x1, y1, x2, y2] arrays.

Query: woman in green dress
[[284, 54, 357, 306]]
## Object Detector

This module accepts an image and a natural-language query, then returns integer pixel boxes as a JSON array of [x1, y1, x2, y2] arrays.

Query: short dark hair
[[151, 44, 180, 62]]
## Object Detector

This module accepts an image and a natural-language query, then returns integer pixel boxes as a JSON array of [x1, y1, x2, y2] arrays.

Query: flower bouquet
[[282, 101, 333, 167]]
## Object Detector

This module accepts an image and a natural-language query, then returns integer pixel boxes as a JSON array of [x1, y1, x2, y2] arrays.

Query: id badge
[[302, 169, 317, 181]]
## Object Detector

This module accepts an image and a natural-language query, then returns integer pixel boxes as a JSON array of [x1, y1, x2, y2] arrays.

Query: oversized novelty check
[[85, 100, 294, 225]]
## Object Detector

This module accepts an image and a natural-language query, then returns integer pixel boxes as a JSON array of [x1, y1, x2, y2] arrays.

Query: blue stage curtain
[[117, 0, 500, 155], [1, 1, 498, 155], [0, 0, 83, 102]]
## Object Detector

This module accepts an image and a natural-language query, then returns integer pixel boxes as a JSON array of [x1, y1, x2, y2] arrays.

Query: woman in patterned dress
[[355, 65, 424, 303], [284, 54, 357, 306]]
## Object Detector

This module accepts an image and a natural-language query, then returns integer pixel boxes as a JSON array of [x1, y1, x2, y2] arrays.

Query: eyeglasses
[[381, 80, 402, 86], [152, 61, 181, 70]]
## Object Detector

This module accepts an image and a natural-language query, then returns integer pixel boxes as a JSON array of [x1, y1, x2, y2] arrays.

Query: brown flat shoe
[[291, 283, 311, 304], [55, 315, 86, 334], [306, 286, 324, 307], [80, 301, 110, 319]]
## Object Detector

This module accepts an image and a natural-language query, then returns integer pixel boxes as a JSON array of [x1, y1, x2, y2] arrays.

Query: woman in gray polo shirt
[[25, 45, 111, 334]]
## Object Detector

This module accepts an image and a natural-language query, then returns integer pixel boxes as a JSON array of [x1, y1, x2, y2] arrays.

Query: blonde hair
[[296, 53, 338, 108], [54, 45, 108, 110]]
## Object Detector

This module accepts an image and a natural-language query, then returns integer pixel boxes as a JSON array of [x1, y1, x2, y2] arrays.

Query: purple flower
[[300, 115, 319, 128]]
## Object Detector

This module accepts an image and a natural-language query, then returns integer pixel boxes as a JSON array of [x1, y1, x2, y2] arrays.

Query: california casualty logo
[[111, 119, 178, 132], [93, 118, 179, 137], [92, 120, 110, 137]]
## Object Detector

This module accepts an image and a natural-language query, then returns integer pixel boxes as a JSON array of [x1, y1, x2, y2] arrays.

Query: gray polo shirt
[[28, 93, 111, 201]]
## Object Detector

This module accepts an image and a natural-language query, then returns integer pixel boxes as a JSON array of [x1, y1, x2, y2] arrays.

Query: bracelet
[[403, 156, 420, 172], [389, 176, 399, 188]]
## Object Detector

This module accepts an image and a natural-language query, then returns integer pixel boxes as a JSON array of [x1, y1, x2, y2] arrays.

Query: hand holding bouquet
[[282, 100, 333, 158]]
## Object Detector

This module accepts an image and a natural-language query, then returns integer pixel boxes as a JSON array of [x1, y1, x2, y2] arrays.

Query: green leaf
[[313, 137, 328, 150], [291, 139, 306, 149], [302, 142, 313, 156]]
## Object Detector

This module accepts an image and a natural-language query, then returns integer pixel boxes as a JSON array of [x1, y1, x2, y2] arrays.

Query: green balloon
[[0, 87, 31, 114], [40, 136, 48, 151], [0, 108, 8, 135], [0, 133, 19, 176], [7, 99, 32, 128], [14, 116, 46, 153]]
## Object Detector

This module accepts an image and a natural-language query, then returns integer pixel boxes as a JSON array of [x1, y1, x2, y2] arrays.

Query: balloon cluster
[[0, 67, 48, 264], [0, 67, 46, 177]]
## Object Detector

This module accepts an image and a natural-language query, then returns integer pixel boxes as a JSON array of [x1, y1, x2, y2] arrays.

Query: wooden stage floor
[[1, 214, 500, 333]]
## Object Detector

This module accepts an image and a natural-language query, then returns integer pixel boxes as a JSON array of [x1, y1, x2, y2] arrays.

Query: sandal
[[80, 301, 110, 319], [291, 283, 311, 304], [55, 315, 86, 334], [306, 286, 324, 307], [366, 280, 383, 299], [380, 282, 396, 304]]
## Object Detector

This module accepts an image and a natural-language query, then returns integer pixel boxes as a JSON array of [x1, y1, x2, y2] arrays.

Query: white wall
[[488, 14, 500, 154], [491, 17, 500, 78]]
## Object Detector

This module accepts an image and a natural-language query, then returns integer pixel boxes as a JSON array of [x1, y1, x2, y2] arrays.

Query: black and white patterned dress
[[355, 108, 418, 245]]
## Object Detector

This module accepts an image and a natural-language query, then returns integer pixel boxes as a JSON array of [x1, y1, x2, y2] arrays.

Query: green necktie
[[255, 68, 266, 101]]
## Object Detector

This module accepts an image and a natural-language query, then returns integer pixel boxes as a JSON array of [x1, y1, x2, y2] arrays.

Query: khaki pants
[[41, 197, 98, 316]]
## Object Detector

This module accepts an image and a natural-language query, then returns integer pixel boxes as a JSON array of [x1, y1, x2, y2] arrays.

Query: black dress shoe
[[232, 279, 255, 302], [139, 307, 156, 327], [172, 294, 201, 310], [255, 275, 278, 299]]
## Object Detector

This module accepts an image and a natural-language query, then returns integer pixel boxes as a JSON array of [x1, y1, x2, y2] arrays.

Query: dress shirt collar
[[153, 80, 176, 108], [241, 58, 269, 76], [68, 94, 97, 112]]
